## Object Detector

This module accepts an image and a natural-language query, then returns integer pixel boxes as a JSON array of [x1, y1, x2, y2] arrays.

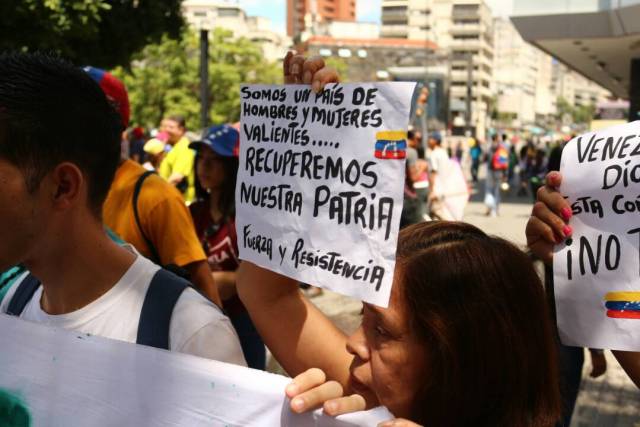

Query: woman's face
[[346, 275, 427, 418], [196, 146, 225, 191]]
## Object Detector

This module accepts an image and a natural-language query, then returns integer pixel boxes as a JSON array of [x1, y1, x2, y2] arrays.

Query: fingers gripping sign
[[527, 172, 573, 264], [284, 51, 339, 92], [286, 368, 368, 417]]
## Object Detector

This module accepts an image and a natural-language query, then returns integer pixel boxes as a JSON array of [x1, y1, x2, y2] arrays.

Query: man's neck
[[170, 136, 185, 146], [27, 220, 136, 315]]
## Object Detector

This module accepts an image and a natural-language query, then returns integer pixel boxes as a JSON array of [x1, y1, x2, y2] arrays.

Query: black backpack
[[5, 268, 190, 350], [133, 171, 190, 280]]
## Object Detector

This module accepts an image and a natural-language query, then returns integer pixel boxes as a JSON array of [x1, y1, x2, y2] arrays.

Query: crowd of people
[[0, 50, 638, 427]]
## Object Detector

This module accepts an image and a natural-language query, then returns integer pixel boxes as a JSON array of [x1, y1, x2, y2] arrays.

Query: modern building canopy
[[511, 0, 640, 99]]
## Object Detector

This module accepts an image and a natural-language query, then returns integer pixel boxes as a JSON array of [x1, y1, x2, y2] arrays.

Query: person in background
[[517, 140, 535, 197], [508, 145, 518, 186], [189, 125, 266, 370], [528, 148, 548, 203], [401, 129, 428, 226], [128, 126, 146, 164], [484, 134, 508, 217], [142, 132, 168, 171], [142, 139, 165, 171], [81, 68, 220, 306], [427, 131, 454, 221], [159, 115, 196, 203], [469, 138, 482, 183], [411, 129, 425, 159]]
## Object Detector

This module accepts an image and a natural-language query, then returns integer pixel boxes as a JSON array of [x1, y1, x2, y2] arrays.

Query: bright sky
[[236, 0, 512, 34], [485, 0, 514, 16]]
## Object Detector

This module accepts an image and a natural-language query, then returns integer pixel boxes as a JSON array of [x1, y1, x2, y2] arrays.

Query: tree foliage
[[0, 0, 183, 68], [556, 96, 595, 124], [113, 28, 282, 131]]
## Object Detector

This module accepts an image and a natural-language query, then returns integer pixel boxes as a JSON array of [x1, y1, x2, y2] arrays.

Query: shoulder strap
[[133, 171, 162, 265], [6, 273, 41, 316], [136, 268, 190, 350]]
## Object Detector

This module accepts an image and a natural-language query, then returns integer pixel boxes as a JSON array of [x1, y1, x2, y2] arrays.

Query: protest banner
[[0, 314, 392, 426], [235, 83, 416, 307], [554, 121, 640, 351]]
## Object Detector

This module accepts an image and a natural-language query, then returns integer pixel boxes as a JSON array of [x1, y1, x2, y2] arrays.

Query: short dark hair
[[165, 115, 186, 129], [0, 52, 121, 216], [407, 129, 416, 140], [397, 222, 561, 427]]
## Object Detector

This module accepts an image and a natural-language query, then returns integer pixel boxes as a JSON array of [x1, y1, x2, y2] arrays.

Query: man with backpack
[[0, 52, 244, 364], [83, 66, 220, 307], [484, 134, 509, 217]]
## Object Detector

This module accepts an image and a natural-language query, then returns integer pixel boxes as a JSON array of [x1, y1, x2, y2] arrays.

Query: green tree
[[573, 104, 596, 124], [113, 28, 282, 131], [324, 57, 348, 81], [555, 96, 596, 124], [0, 0, 183, 68], [556, 96, 574, 123]]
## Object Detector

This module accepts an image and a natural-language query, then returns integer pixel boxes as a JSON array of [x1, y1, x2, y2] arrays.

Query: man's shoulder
[[170, 288, 228, 342], [137, 172, 185, 203]]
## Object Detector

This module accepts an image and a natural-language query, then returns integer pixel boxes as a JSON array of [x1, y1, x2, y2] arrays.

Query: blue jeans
[[484, 170, 503, 215]]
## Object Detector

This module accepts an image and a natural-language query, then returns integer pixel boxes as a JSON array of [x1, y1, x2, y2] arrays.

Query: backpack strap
[[136, 268, 190, 350], [133, 171, 162, 265], [6, 273, 41, 316]]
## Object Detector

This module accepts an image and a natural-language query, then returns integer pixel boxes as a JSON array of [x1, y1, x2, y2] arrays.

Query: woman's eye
[[375, 325, 389, 337]]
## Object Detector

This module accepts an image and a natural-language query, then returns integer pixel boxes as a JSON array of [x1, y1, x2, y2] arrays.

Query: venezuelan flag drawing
[[375, 131, 407, 160], [604, 292, 640, 319]]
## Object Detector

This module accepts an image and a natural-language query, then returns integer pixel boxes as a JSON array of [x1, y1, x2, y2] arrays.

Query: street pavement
[[271, 176, 640, 426]]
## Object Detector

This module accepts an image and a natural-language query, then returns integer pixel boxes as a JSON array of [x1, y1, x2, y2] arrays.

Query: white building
[[381, 0, 494, 138], [299, 20, 380, 42], [182, 0, 291, 62], [493, 17, 555, 126], [551, 62, 611, 108], [380, 0, 430, 40]]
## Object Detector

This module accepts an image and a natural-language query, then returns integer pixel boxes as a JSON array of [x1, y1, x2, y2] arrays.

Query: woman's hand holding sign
[[284, 52, 339, 92], [286, 369, 424, 426], [285, 368, 365, 416], [526, 171, 640, 389], [526, 171, 574, 264]]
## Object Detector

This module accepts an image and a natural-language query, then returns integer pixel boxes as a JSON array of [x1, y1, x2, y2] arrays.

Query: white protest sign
[[554, 121, 640, 351], [0, 314, 393, 426], [235, 83, 416, 307]]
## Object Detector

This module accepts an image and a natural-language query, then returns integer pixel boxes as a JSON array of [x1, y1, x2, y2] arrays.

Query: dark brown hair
[[397, 221, 561, 427], [165, 114, 186, 129], [0, 52, 121, 216]]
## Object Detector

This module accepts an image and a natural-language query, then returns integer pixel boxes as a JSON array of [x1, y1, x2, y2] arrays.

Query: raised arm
[[236, 262, 352, 383]]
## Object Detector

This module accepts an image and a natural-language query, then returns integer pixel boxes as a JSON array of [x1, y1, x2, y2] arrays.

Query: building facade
[[380, 0, 494, 138], [551, 62, 611, 108], [182, 0, 291, 63], [493, 17, 556, 127], [287, 0, 357, 39]]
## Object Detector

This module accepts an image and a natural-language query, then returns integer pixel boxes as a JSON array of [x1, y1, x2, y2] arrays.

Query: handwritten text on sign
[[554, 120, 640, 351], [236, 83, 416, 307]]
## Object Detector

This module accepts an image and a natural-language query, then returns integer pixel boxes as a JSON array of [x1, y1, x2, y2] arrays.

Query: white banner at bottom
[[0, 315, 391, 426]]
